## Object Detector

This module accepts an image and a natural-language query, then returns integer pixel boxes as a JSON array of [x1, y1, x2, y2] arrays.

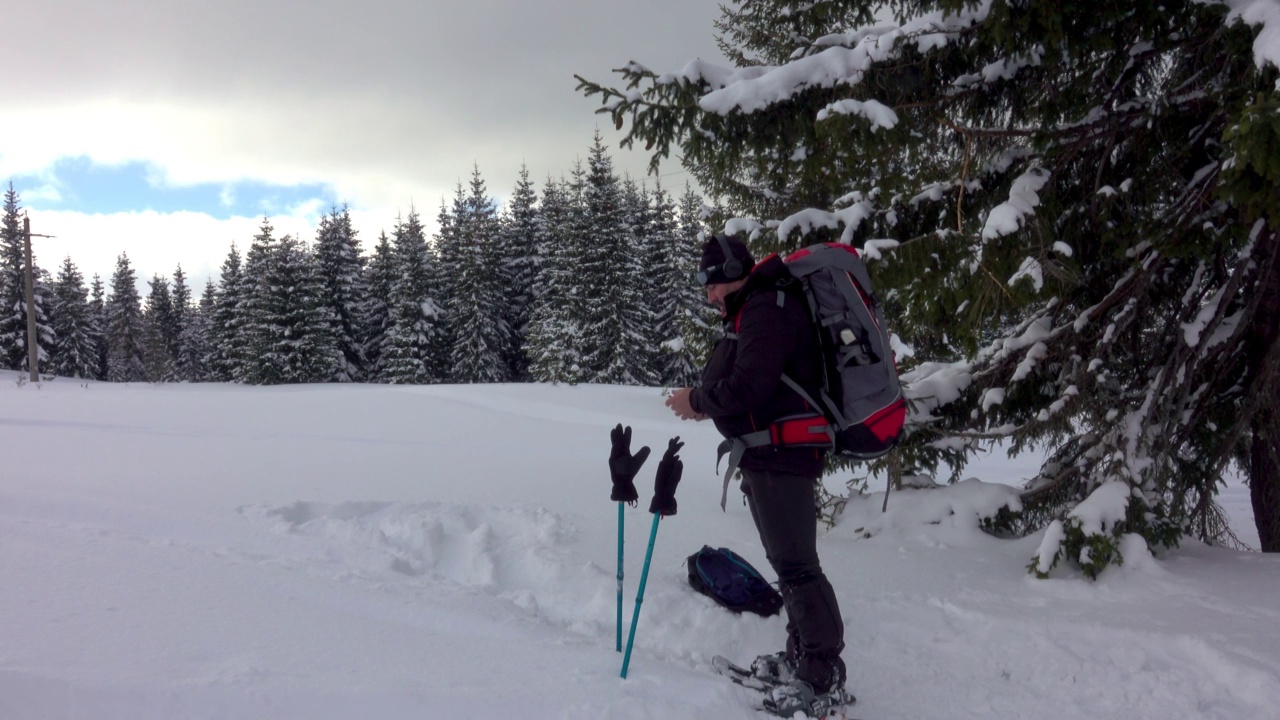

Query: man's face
[[705, 279, 748, 315]]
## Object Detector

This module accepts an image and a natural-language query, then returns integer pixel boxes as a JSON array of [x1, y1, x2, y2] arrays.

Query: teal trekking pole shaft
[[620, 513, 661, 679], [616, 501, 624, 652]]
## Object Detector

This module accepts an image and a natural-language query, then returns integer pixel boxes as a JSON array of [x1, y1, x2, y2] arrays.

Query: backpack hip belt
[[715, 402, 834, 511]]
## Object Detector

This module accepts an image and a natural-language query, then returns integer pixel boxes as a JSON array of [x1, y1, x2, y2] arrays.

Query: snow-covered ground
[[2, 373, 1277, 720]]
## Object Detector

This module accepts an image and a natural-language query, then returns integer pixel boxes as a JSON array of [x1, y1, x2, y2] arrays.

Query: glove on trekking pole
[[609, 424, 649, 652], [621, 437, 682, 679]]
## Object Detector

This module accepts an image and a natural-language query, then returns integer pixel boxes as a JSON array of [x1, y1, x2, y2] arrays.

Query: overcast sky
[[3, 0, 727, 289]]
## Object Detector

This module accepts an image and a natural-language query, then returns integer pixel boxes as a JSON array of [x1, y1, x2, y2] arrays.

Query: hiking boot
[[749, 651, 797, 684], [761, 679, 855, 718]]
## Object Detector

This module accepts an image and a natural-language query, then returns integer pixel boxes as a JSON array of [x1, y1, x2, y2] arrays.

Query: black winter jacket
[[689, 254, 826, 478]]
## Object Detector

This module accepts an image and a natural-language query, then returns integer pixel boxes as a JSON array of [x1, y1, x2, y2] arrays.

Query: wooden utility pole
[[22, 215, 55, 382]]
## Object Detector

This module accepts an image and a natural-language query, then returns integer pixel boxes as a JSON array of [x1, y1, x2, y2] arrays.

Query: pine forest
[[0, 136, 718, 390]]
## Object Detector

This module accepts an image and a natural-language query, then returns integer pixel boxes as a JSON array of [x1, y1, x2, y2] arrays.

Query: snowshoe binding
[[761, 679, 856, 719], [712, 655, 857, 718]]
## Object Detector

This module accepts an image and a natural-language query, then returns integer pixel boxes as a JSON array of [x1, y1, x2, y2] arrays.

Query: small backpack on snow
[[686, 545, 783, 617]]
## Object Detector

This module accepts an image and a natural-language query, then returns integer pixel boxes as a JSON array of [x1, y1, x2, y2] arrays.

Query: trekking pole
[[621, 512, 661, 678], [616, 501, 624, 652], [608, 424, 648, 653], [621, 437, 682, 680]]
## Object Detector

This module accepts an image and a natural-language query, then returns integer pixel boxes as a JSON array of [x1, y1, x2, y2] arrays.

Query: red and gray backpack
[[716, 242, 906, 509]]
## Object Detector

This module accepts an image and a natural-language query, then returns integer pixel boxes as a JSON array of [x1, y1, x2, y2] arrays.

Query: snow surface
[[2, 372, 1277, 720]]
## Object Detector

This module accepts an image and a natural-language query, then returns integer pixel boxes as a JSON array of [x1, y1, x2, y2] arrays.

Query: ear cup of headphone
[[717, 234, 744, 280]]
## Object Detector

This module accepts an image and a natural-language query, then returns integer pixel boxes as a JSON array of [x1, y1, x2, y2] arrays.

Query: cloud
[[24, 184, 64, 204], [2, 0, 717, 211], [4, 1, 721, 296], [31, 206, 393, 294]]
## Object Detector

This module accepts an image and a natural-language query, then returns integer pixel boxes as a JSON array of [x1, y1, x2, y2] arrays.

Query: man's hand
[[665, 388, 708, 421]]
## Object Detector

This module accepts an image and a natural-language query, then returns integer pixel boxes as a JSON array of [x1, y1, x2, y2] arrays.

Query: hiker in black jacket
[[665, 234, 847, 700]]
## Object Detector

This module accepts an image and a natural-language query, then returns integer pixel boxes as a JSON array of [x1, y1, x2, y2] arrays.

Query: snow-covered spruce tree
[[282, 236, 342, 384], [645, 182, 694, 386], [622, 178, 664, 386], [433, 191, 464, 374], [176, 280, 213, 382], [579, 1, 1280, 561], [380, 209, 446, 384], [0, 185, 54, 373], [171, 266, 191, 372], [498, 164, 541, 381], [89, 274, 108, 379], [206, 244, 245, 382], [238, 219, 280, 384], [578, 135, 652, 385], [448, 166, 512, 384], [142, 274, 178, 382], [105, 253, 146, 382], [361, 231, 397, 379], [314, 205, 368, 382], [49, 256, 98, 379], [525, 174, 586, 384], [242, 233, 342, 385], [668, 184, 718, 387]]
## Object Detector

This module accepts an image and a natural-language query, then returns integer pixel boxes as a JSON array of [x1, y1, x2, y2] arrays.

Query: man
[[665, 234, 847, 712]]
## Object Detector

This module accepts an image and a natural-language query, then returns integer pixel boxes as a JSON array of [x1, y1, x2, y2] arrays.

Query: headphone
[[716, 234, 744, 281]]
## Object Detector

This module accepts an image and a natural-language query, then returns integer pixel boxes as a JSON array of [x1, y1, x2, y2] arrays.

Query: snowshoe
[[712, 655, 778, 692], [749, 651, 797, 684], [713, 655, 857, 718], [761, 679, 856, 719]]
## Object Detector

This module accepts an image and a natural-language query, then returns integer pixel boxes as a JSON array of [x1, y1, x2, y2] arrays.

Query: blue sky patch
[[13, 156, 337, 219]]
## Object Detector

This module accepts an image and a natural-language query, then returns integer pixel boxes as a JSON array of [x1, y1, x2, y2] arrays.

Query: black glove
[[609, 424, 650, 504], [649, 436, 684, 516]]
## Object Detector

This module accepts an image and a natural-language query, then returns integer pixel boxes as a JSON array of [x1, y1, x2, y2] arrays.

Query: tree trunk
[[1251, 425, 1280, 551], [1249, 228, 1280, 552]]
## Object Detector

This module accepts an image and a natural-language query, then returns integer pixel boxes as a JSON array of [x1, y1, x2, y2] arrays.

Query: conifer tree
[[170, 266, 192, 378], [380, 209, 445, 384], [622, 178, 664, 385], [0, 185, 54, 372], [49, 256, 98, 379], [176, 280, 213, 382], [578, 135, 650, 385], [361, 231, 397, 379], [526, 174, 585, 383], [433, 192, 464, 372], [142, 274, 178, 381], [448, 166, 511, 384], [314, 206, 367, 381], [238, 219, 280, 383], [88, 274, 108, 380], [579, 0, 1280, 555], [498, 165, 540, 381], [171, 266, 189, 339], [242, 234, 341, 385], [647, 182, 700, 386], [207, 244, 244, 382], [105, 254, 146, 382], [669, 184, 717, 387]]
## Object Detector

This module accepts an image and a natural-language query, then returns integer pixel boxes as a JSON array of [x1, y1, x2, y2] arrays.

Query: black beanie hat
[[698, 234, 754, 285]]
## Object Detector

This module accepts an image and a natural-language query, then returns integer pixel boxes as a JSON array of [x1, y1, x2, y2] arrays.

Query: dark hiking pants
[[741, 468, 846, 693]]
